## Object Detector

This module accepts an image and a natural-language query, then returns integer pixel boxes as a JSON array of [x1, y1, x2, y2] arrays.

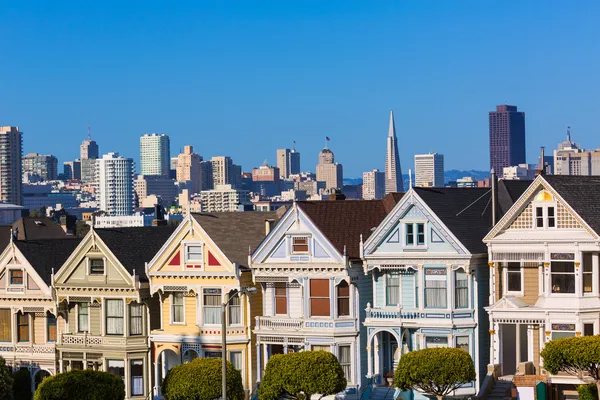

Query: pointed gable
[[14, 238, 82, 285]]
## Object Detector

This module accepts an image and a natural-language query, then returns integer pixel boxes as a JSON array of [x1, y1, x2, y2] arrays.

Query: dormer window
[[292, 236, 309, 254], [90, 259, 105, 275], [185, 244, 203, 262], [405, 223, 426, 246], [10, 270, 23, 285], [533, 191, 556, 229]]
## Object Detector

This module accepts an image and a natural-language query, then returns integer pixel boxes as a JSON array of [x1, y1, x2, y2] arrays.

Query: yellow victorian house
[[146, 211, 283, 398]]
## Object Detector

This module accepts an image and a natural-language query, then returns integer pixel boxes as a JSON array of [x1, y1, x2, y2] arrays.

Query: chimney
[[265, 219, 275, 235], [491, 169, 498, 226], [537, 146, 546, 176], [327, 189, 346, 201]]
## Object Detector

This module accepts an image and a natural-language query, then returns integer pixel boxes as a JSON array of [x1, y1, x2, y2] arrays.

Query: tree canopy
[[0, 357, 13, 400], [161, 357, 244, 400], [394, 348, 475, 400], [259, 351, 347, 400], [34, 369, 124, 400]]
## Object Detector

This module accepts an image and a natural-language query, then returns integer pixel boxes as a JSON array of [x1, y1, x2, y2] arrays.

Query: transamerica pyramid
[[385, 110, 404, 193]]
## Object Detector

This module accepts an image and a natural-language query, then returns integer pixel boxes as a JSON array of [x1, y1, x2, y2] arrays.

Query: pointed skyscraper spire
[[384, 110, 404, 193]]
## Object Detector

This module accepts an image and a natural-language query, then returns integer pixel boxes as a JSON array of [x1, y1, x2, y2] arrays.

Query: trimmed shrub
[[259, 351, 347, 400], [0, 357, 13, 400], [394, 348, 476, 400], [12, 368, 31, 400], [34, 369, 124, 400], [161, 357, 244, 400], [578, 384, 598, 400]]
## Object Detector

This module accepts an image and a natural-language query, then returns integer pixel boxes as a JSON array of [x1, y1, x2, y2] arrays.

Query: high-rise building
[[134, 174, 178, 207], [63, 160, 81, 180], [316, 148, 343, 191], [176, 145, 204, 194], [80, 159, 97, 184], [252, 162, 280, 183], [22, 153, 58, 181], [199, 184, 251, 212], [290, 148, 300, 176], [80, 128, 99, 160], [276, 147, 301, 179], [414, 153, 444, 187], [140, 133, 170, 176], [489, 105, 526, 178], [385, 110, 404, 193], [210, 156, 240, 188], [554, 128, 600, 175], [96, 152, 135, 216], [0, 126, 22, 205], [362, 169, 385, 200]]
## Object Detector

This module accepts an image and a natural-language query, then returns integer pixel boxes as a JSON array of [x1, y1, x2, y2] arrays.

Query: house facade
[[52, 226, 174, 400], [362, 186, 526, 399], [147, 211, 281, 398], [250, 196, 400, 398], [485, 175, 600, 396]]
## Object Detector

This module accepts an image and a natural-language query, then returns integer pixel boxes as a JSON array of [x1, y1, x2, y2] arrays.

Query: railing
[[59, 333, 148, 347], [365, 308, 420, 320], [365, 307, 474, 321], [255, 317, 304, 330], [255, 317, 356, 331], [0, 343, 56, 355]]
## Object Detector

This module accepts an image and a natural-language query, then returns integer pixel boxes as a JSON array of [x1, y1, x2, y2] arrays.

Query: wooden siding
[[289, 286, 302, 318], [522, 265, 539, 305], [90, 304, 101, 335]]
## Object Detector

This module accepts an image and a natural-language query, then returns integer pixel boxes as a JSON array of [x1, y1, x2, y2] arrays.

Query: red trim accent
[[208, 251, 221, 266], [168, 251, 181, 266]]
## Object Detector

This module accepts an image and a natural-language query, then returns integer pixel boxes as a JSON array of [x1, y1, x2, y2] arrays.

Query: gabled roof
[[14, 238, 82, 285], [296, 193, 404, 260], [498, 179, 533, 218], [0, 226, 12, 253], [95, 226, 176, 281], [192, 211, 282, 267], [11, 217, 67, 240]]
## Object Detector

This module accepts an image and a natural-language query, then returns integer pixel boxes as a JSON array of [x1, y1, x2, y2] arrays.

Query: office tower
[[176, 145, 204, 194], [362, 169, 385, 200], [489, 105, 526, 178], [414, 153, 444, 187], [316, 147, 343, 191], [385, 110, 404, 193], [230, 164, 242, 189], [22, 153, 58, 181], [80, 128, 99, 160], [134, 174, 178, 207], [96, 153, 135, 216], [210, 156, 240, 188], [0, 126, 23, 205], [199, 184, 251, 212], [63, 160, 81, 180], [295, 180, 326, 197], [554, 128, 600, 175], [140, 133, 170, 176], [252, 162, 281, 197], [80, 159, 97, 184], [276, 147, 301, 179], [290, 147, 300, 175]]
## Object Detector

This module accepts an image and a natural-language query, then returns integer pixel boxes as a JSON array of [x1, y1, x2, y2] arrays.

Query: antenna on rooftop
[[87, 123, 92, 140], [567, 126, 571, 142]]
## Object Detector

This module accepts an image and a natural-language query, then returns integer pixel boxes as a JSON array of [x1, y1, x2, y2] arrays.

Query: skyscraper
[[316, 147, 343, 191], [22, 153, 58, 181], [277, 147, 301, 179], [80, 128, 99, 160], [176, 145, 205, 194], [63, 161, 81, 180], [290, 147, 300, 176], [489, 105, 526, 178], [140, 133, 170, 176], [414, 153, 444, 187], [385, 110, 404, 193], [362, 169, 385, 200], [0, 126, 22, 205], [210, 156, 241, 188], [96, 152, 135, 216]]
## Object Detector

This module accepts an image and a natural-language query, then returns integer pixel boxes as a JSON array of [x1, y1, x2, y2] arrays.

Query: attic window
[[90, 259, 105, 275], [185, 245, 203, 262], [292, 237, 309, 254], [10, 270, 23, 285]]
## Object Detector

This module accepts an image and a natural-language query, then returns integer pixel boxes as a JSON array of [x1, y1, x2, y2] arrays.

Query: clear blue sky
[[2, 1, 599, 177]]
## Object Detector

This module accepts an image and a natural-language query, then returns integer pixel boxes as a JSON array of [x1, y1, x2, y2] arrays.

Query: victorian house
[[250, 195, 400, 398], [0, 237, 81, 392], [484, 175, 600, 397], [52, 226, 174, 400], [361, 184, 526, 399], [146, 211, 282, 398]]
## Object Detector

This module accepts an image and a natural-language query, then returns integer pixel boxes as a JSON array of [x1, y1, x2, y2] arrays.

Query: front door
[[501, 324, 517, 375]]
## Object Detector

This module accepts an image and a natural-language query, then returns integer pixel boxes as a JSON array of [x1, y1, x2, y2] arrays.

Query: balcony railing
[[59, 333, 148, 347], [0, 343, 56, 355], [364, 305, 474, 322], [255, 316, 356, 331]]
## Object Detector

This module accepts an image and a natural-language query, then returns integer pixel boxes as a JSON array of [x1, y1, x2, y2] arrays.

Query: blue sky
[[1, 1, 599, 177]]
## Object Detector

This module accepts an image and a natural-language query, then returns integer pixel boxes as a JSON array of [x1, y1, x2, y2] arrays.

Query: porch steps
[[487, 377, 515, 400], [368, 386, 395, 400]]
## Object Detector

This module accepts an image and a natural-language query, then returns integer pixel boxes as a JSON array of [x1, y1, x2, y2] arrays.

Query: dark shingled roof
[[11, 217, 67, 240], [543, 175, 600, 235], [0, 226, 12, 254], [296, 193, 404, 260], [498, 179, 533, 218], [14, 238, 82, 285], [95, 226, 176, 281], [192, 211, 283, 268]]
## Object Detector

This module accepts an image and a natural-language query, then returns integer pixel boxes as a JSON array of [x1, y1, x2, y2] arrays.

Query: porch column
[[491, 321, 499, 365], [527, 325, 534, 363], [373, 334, 381, 376], [446, 265, 453, 310], [161, 352, 168, 383], [263, 344, 269, 368], [515, 323, 521, 364], [593, 253, 599, 296], [488, 262, 495, 304], [539, 324, 546, 366], [154, 353, 160, 396], [367, 344, 373, 378], [256, 343, 262, 381], [544, 263, 550, 298]]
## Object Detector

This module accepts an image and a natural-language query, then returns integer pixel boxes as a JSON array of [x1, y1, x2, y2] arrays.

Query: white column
[[527, 325, 534, 362], [155, 353, 161, 396], [417, 265, 424, 310], [539, 324, 546, 366], [101, 298, 106, 336], [492, 321, 500, 365], [11, 311, 17, 344], [329, 278, 335, 318], [124, 357, 129, 398], [538, 263, 544, 296], [263, 344, 269, 369], [123, 300, 129, 338], [575, 253, 583, 297], [367, 343, 373, 378], [593, 253, 599, 296], [544, 263, 551, 298], [373, 334, 380, 376], [489, 262, 495, 305], [256, 343, 262, 381], [515, 323, 521, 364], [446, 265, 453, 310]]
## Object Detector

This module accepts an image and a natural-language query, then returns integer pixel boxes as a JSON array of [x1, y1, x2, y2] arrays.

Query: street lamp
[[222, 286, 258, 400]]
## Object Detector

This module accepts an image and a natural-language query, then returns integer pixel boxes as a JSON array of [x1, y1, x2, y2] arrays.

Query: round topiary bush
[[161, 357, 244, 400], [34, 369, 124, 400]]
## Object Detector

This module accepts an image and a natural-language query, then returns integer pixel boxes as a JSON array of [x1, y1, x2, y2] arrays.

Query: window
[[338, 345, 352, 383], [507, 263, 522, 292], [456, 336, 469, 352], [130, 303, 143, 335], [425, 336, 448, 348], [89, 259, 104, 275], [10, 270, 23, 285], [71, 361, 83, 370], [309, 279, 330, 317], [230, 352, 243, 371], [584, 323, 595, 336], [548, 206, 555, 228], [203, 289, 221, 324], [312, 345, 330, 352], [536, 207, 544, 228], [416, 223, 425, 245], [17, 313, 29, 342], [171, 293, 185, 323], [535, 204, 557, 229], [551, 262, 575, 294], [0, 309, 11, 341], [337, 281, 350, 317], [107, 360, 125, 381], [425, 269, 447, 308], [78, 303, 89, 332], [292, 236, 309, 253], [583, 253, 593, 294], [386, 272, 399, 306], [455, 271, 468, 309], [274, 285, 287, 315], [47, 314, 57, 342], [186, 245, 203, 262], [130, 359, 144, 396], [229, 296, 241, 325], [405, 224, 414, 245], [106, 299, 124, 335]]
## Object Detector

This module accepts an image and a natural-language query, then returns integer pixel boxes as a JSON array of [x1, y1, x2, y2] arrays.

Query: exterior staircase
[[368, 386, 396, 400], [487, 377, 515, 400]]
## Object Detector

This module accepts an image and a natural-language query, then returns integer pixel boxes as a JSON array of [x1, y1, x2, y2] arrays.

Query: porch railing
[[0, 343, 56, 355], [59, 333, 147, 347], [255, 317, 356, 331]]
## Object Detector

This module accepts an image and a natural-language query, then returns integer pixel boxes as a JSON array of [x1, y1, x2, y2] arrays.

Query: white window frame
[[130, 359, 144, 397], [290, 236, 310, 255], [532, 202, 557, 230], [184, 243, 204, 263], [88, 258, 106, 276], [8, 269, 24, 286], [170, 293, 186, 325], [273, 285, 289, 316], [77, 303, 90, 333], [403, 222, 427, 247], [454, 335, 470, 353], [549, 261, 576, 296], [202, 289, 222, 326], [338, 344, 352, 384], [503, 262, 524, 297], [228, 295, 242, 326], [454, 269, 470, 309]]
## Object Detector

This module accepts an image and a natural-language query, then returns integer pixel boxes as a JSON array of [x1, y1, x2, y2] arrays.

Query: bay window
[[454, 271, 468, 309], [338, 345, 352, 383], [172, 293, 184, 323], [337, 281, 350, 317], [130, 303, 143, 335], [78, 303, 89, 332], [386, 272, 399, 306], [425, 269, 447, 308], [0, 309, 11, 341], [310, 279, 330, 317], [551, 262, 575, 294], [506, 263, 522, 293], [228, 296, 241, 325], [106, 299, 124, 335], [203, 289, 221, 324], [130, 359, 144, 396]]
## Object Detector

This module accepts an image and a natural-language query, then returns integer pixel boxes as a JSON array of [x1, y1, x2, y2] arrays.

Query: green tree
[[578, 384, 598, 400], [394, 348, 476, 400], [34, 369, 124, 400], [541, 335, 600, 395], [75, 221, 90, 238], [0, 357, 13, 400], [161, 358, 244, 400], [11, 368, 31, 400], [259, 351, 347, 400]]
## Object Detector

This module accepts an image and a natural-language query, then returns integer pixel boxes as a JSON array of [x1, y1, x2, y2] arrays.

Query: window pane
[[338, 346, 351, 383], [10, 270, 23, 284], [90, 259, 104, 275], [275, 286, 287, 315], [386, 272, 399, 306], [425, 336, 448, 348], [507, 264, 522, 292], [337, 281, 350, 317], [130, 303, 143, 335], [425, 270, 447, 308], [130, 360, 144, 396], [107, 360, 125, 381], [536, 207, 544, 228], [584, 324, 594, 336], [173, 293, 185, 323], [230, 352, 243, 371], [17, 313, 29, 342], [417, 223, 425, 245], [229, 296, 241, 325], [0, 309, 11, 341], [47, 315, 57, 342], [292, 237, 309, 253], [406, 224, 414, 245], [78, 303, 89, 332], [548, 207, 555, 228], [310, 279, 329, 298], [456, 337, 469, 352], [455, 271, 468, 309], [551, 262, 575, 294], [204, 294, 221, 324], [310, 279, 330, 317], [187, 245, 203, 261], [310, 298, 330, 317], [312, 345, 330, 352], [106, 299, 124, 335]]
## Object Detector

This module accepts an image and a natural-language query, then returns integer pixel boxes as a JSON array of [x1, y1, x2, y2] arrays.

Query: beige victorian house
[[52, 226, 174, 400]]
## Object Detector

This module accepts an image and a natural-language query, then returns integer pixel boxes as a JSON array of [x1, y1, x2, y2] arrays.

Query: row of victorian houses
[[0, 174, 598, 399]]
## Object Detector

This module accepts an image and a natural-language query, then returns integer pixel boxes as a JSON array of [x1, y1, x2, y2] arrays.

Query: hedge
[[259, 351, 347, 400], [161, 357, 244, 400], [34, 369, 124, 400], [0, 357, 13, 400], [12, 368, 31, 400], [578, 384, 598, 400]]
